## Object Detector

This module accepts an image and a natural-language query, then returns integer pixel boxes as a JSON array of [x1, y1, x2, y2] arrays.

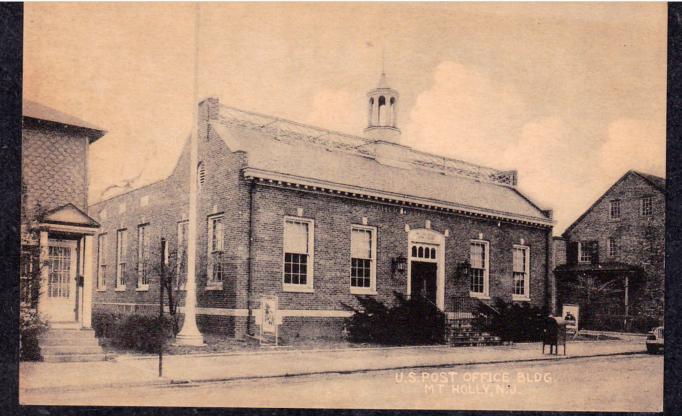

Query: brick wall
[[22, 124, 89, 222], [250, 184, 551, 318]]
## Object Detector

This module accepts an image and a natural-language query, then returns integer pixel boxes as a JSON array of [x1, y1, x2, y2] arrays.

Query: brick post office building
[[90, 75, 556, 341], [554, 170, 665, 332]]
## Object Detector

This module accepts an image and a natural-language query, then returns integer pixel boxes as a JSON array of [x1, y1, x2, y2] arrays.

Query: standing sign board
[[260, 295, 279, 346], [562, 304, 579, 335]]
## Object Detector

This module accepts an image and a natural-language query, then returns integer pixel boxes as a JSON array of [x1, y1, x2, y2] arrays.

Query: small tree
[[147, 245, 185, 335]]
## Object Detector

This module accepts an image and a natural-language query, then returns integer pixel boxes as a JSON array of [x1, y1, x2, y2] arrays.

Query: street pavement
[[20, 339, 646, 395], [20, 354, 663, 411]]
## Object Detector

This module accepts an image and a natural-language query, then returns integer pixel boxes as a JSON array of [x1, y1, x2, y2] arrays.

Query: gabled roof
[[211, 104, 553, 227], [41, 203, 100, 228], [23, 100, 106, 143], [635, 171, 666, 192], [562, 170, 665, 236]]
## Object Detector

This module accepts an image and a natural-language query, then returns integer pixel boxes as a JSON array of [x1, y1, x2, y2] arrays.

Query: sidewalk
[[20, 339, 646, 394]]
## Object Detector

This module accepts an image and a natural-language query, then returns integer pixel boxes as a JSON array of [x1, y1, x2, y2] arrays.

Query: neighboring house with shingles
[[21, 100, 105, 328], [554, 170, 665, 332]]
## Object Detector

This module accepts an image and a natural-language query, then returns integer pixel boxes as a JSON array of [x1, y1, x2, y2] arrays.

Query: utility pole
[[159, 238, 166, 377]]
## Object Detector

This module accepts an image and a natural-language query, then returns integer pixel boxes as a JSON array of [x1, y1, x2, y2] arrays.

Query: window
[[197, 162, 205, 191], [609, 200, 621, 220], [48, 246, 71, 298], [512, 245, 530, 300], [97, 234, 107, 290], [116, 229, 127, 289], [176, 220, 188, 290], [578, 240, 600, 264], [207, 215, 224, 286], [641, 196, 653, 216], [137, 224, 149, 289], [283, 217, 314, 291], [607, 237, 617, 257], [350, 225, 376, 293], [578, 241, 593, 263], [469, 241, 489, 297], [411, 244, 437, 261]]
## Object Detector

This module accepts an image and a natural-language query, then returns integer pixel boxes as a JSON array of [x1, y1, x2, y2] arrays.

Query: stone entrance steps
[[446, 318, 502, 347], [40, 322, 108, 362]]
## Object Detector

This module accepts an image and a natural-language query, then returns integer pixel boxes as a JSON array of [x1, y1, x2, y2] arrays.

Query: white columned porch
[[81, 234, 94, 328]]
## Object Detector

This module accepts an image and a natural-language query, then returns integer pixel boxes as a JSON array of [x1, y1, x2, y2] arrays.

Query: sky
[[24, 3, 667, 234]]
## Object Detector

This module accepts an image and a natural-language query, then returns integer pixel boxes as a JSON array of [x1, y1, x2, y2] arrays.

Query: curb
[[163, 349, 647, 387], [112, 339, 631, 362], [20, 378, 172, 395], [113, 343, 461, 362]]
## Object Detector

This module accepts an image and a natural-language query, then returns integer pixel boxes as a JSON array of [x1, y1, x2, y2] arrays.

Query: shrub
[[344, 292, 446, 345], [475, 298, 547, 343], [92, 311, 175, 353], [20, 303, 48, 361]]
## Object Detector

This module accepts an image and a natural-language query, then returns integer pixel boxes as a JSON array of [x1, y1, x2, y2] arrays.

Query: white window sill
[[96, 288, 106, 292], [115, 286, 126, 292], [283, 285, 314, 293], [512, 295, 531, 302], [136, 285, 149, 292], [205, 284, 223, 291], [351, 289, 378, 296], [469, 292, 490, 300]]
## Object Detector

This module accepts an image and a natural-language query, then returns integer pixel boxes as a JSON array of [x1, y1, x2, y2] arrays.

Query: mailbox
[[542, 316, 567, 355]]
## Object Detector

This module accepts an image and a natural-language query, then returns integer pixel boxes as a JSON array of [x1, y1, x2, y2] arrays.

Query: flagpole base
[[174, 320, 205, 346], [174, 331, 205, 347]]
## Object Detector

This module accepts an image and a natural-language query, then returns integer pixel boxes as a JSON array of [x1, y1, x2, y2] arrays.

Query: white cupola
[[364, 72, 401, 143]]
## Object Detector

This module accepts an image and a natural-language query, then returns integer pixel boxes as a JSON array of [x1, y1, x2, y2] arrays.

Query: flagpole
[[175, 3, 204, 346]]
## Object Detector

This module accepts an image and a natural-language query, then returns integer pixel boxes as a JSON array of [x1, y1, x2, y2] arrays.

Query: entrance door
[[43, 241, 78, 322], [410, 261, 437, 305]]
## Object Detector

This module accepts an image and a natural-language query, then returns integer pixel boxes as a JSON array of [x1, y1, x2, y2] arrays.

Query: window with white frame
[[283, 217, 314, 291], [512, 245, 530, 299], [116, 229, 127, 289], [578, 241, 595, 263], [469, 241, 489, 297], [609, 200, 621, 219], [176, 220, 188, 289], [350, 225, 376, 293], [207, 215, 224, 285], [97, 233, 107, 290], [137, 224, 149, 288], [641, 196, 653, 216], [607, 237, 617, 257]]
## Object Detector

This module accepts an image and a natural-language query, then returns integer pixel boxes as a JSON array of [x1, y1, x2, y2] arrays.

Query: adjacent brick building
[[21, 100, 105, 327], [554, 170, 665, 332], [90, 75, 556, 341]]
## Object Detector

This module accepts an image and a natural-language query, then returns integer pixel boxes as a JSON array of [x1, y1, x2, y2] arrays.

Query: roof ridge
[[216, 103, 516, 187]]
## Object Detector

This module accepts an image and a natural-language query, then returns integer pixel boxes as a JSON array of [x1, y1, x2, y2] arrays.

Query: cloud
[[502, 116, 602, 232], [402, 61, 526, 166], [599, 118, 666, 182]]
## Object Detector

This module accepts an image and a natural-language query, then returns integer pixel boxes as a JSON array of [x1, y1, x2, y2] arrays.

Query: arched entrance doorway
[[406, 228, 445, 310]]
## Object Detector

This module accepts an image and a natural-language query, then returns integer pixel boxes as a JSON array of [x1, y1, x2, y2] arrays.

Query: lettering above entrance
[[410, 228, 443, 243]]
